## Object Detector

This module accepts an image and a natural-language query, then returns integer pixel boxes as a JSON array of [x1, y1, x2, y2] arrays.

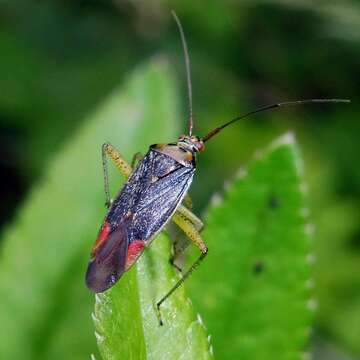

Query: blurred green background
[[0, 1, 359, 359]]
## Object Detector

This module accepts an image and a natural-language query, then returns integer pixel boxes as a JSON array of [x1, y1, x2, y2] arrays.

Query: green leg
[[156, 209, 208, 325], [182, 193, 193, 209], [168, 204, 204, 271], [169, 235, 186, 273], [131, 152, 143, 168], [102, 142, 132, 208], [175, 204, 204, 232]]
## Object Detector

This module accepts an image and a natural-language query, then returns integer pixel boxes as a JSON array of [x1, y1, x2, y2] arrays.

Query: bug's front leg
[[102, 143, 132, 208], [156, 209, 208, 325], [131, 152, 143, 168]]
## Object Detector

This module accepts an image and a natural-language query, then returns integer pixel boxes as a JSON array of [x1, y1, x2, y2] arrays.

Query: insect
[[85, 11, 349, 323]]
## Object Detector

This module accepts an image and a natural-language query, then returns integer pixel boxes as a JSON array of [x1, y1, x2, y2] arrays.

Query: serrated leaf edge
[[204, 132, 317, 355]]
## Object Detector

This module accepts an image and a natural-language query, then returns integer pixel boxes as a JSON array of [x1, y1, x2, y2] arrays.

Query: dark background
[[0, 1, 359, 359]]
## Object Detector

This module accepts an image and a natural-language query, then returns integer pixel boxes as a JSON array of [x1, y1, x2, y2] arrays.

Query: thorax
[[150, 143, 196, 168]]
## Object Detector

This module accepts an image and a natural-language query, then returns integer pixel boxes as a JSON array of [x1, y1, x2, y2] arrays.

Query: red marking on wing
[[92, 221, 111, 256], [125, 240, 145, 269]]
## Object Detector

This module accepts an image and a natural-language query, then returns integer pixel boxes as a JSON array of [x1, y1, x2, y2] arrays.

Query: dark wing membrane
[[107, 149, 195, 244], [107, 149, 182, 225], [86, 223, 128, 293], [130, 164, 194, 241]]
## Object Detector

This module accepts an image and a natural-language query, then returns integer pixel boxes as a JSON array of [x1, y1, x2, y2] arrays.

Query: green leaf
[[94, 232, 213, 360], [188, 133, 313, 359], [0, 58, 213, 359]]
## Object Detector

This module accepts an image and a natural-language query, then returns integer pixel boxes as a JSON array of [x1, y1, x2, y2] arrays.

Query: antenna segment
[[172, 10, 194, 136], [202, 99, 350, 142]]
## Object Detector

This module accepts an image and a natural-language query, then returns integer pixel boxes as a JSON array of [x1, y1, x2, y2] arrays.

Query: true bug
[[85, 11, 349, 322]]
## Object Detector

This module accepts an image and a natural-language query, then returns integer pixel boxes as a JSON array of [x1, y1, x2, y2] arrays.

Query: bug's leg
[[169, 234, 187, 273], [168, 205, 204, 272], [175, 205, 204, 232], [102, 142, 132, 208], [182, 194, 193, 209], [156, 211, 208, 325], [131, 152, 143, 168]]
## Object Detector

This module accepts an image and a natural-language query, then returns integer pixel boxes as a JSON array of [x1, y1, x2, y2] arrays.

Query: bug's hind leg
[[168, 205, 204, 272], [102, 143, 132, 208], [169, 234, 187, 273], [157, 210, 208, 325], [182, 194, 193, 209], [175, 205, 204, 232]]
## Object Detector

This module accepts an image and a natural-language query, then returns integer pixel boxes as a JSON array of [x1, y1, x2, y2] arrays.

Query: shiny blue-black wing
[[86, 149, 195, 293]]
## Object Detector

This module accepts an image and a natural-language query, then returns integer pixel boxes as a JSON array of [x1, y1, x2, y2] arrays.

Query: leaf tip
[[270, 131, 296, 148], [252, 131, 298, 163]]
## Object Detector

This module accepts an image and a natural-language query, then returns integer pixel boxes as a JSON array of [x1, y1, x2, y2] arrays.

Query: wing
[[130, 164, 194, 241], [86, 148, 195, 293], [85, 222, 128, 293], [107, 149, 195, 243]]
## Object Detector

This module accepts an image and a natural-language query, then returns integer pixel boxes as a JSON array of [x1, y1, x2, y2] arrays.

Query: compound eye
[[196, 142, 205, 152]]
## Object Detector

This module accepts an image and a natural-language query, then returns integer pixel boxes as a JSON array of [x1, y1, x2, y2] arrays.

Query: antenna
[[202, 98, 350, 143], [172, 10, 194, 136]]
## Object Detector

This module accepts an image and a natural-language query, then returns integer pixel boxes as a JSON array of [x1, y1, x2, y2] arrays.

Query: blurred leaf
[[0, 57, 195, 359], [314, 200, 360, 355], [301, 123, 360, 356], [189, 133, 313, 359], [256, 0, 360, 42], [94, 232, 213, 360]]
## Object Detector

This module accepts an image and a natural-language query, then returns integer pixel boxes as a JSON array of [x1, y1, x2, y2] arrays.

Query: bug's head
[[177, 134, 205, 153]]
